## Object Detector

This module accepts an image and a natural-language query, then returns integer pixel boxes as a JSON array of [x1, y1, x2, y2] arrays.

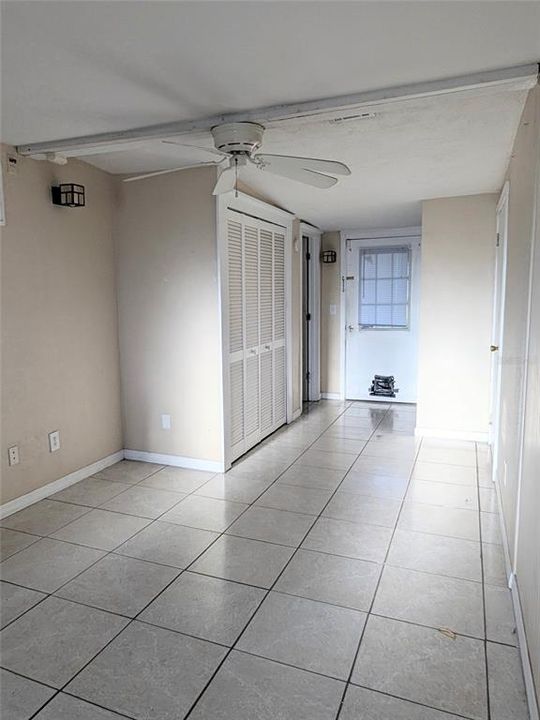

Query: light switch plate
[[161, 414, 172, 430], [48, 430, 60, 452], [8, 446, 19, 466], [329, 304, 337, 315]]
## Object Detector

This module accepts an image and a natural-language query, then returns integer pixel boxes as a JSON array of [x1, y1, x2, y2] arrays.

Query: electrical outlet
[[161, 414, 172, 430], [8, 446, 19, 466], [48, 430, 60, 453]]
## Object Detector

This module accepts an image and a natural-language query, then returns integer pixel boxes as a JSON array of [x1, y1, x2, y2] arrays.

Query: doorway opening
[[343, 230, 421, 403], [300, 225, 321, 403], [490, 182, 509, 482]]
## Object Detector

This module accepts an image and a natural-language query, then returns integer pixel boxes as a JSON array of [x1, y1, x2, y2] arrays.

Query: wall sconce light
[[51, 183, 85, 207], [320, 249, 337, 264]]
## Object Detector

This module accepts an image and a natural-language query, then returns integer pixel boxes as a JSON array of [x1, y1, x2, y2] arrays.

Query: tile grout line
[[7, 402, 452, 720], [476, 441, 492, 720], [179, 401, 390, 720], [19, 401, 356, 719], [2, 414, 339, 642], [14, 404, 492, 720], [9, 407, 499, 720], [2, 430, 490, 632], [0, 636, 481, 720], [333, 411, 424, 720], [8, 463, 236, 720]]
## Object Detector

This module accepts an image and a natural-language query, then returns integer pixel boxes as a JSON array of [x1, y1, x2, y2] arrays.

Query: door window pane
[[361, 278, 376, 304], [358, 246, 411, 328], [359, 304, 376, 326]]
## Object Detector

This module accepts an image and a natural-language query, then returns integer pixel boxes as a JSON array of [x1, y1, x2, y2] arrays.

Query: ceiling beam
[[16, 63, 539, 157]]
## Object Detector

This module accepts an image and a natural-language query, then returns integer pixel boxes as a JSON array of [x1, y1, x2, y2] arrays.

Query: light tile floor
[[0, 401, 530, 720]]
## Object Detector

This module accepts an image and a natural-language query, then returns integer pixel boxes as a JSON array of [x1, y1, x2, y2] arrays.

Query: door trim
[[490, 182, 510, 471], [216, 191, 295, 471], [340, 226, 422, 401], [300, 222, 321, 402]]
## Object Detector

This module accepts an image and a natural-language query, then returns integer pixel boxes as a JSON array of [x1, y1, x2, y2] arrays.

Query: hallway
[[0, 401, 529, 720]]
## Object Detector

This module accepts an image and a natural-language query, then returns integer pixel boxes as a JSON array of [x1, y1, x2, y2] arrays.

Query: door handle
[[348, 325, 355, 332], [490, 345, 499, 352]]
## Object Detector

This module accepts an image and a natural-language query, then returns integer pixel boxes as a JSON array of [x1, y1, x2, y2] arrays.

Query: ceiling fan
[[123, 122, 351, 194]]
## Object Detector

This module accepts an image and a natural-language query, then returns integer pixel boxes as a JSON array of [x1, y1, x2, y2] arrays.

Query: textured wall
[[1, 148, 123, 503]]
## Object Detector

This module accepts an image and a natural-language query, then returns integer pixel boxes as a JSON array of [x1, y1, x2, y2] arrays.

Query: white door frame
[[340, 226, 422, 400], [490, 182, 510, 476], [216, 191, 295, 470], [300, 222, 321, 402]]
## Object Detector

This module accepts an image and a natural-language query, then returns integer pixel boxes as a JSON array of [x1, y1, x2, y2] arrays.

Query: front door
[[345, 236, 421, 403]]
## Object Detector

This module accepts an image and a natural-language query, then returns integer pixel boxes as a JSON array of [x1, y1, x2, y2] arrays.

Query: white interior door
[[490, 185, 509, 470], [227, 213, 287, 461], [345, 237, 420, 403]]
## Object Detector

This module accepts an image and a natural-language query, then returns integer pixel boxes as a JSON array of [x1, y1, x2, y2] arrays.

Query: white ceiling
[[2, 1, 540, 229]]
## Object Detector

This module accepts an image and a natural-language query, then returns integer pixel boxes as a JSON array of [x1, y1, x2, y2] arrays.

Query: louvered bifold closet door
[[227, 219, 245, 458], [259, 228, 274, 434], [227, 213, 287, 461], [243, 224, 261, 446], [273, 231, 287, 425]]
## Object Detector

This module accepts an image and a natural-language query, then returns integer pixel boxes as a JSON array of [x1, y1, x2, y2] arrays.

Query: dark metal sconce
[[52, 183, 85, 207], [320, 249, 337, 264]]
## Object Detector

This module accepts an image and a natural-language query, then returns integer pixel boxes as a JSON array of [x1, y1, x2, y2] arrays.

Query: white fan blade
[[253, 158, 337, 189], [123, 161, 218, 182], [254, 154, 350, 176], [162, 140, 229, 159], [212, 166, 236, 195]]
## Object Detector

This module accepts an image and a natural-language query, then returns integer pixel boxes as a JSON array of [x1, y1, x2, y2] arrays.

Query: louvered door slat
[[230, 359, 244, 447], [259, 229, 273, 345], [260, 349, 273, 432], [274, 233, 285, 341], [228, 220, 243, 353], [273, 344, 286, 424], [244, 225, 259, 351], [245, 354, 260, 437]]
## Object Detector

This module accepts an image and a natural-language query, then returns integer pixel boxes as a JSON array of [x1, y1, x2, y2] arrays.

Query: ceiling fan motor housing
[[211, 122, 264, 155]]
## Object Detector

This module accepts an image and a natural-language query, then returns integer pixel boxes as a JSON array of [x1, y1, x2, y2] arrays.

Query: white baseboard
[[321, 392, 342, 400], [0, 450, 124, 520], [494, 478, 540, 720], [415, 426, 489, 443], [123, 449, 225, 474], [509, 574, 540, 720]]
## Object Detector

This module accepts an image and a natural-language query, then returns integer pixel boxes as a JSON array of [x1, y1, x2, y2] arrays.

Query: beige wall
[[416, 194, 496, 438], [320, 231, 342, 396], [1, 148, 122, 504], [115, 166, 224, 464], [499, 85, 540, 702]]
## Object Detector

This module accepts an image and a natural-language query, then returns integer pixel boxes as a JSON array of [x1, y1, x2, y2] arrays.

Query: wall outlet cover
[[161, 414, 172, 430], [8, 446, 19, 466], [48, 430, 61, 453]]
